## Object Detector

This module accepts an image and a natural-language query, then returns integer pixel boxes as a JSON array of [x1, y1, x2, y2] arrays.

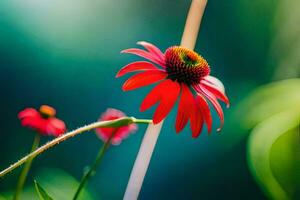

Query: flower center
[[39, 105, 56, 118], [165, 46, 210, 85]]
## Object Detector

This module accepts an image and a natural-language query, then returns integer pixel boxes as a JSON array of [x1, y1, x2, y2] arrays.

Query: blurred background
[[0, 0, 299, 199]]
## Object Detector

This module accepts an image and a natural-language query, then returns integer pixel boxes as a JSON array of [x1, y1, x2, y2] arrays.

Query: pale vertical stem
[[181, 0, 208, 49], [123, 122, 163, 200], [123, 1, 208, 199]]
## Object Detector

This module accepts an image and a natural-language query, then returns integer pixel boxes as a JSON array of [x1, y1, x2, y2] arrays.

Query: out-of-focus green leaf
[[34, 168, 95, 200], [270, 0, 300, 79], [247, 110, 300, 200], [236, 78, 300, 128], [34, 180, 53, 200], [270, 127, 300, 199], [1, 168, 95, 200]]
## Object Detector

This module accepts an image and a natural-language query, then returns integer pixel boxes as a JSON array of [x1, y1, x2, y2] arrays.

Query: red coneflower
[[96, 108, 137, 145], [18, 105, 66, 137], [117, 41, 229, 137]]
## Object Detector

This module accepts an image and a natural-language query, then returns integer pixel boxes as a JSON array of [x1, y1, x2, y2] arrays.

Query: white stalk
[[123, 122, 163, 200], [123, 0, 208, 199]]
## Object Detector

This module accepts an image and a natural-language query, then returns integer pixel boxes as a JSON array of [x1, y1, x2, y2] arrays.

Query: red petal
[[121, 48, 164, 67], [122, 70, 167, 91], [153, 81, 180, 123], [175, 84, 195, 133], [140, 79, 180, 124], [18, 108, 39, 119], [47, 118, 66, 137], [200, 87, 224, 131], [140, 82, 164, 112], [190, 101, 203, 138], [196, 94, 213, 133], [36, 119, 48, 135], [21, 116, 41, 129], [201, 81, 230, 107], [137, 41, 165, 65], [116, 61, 159, 77]]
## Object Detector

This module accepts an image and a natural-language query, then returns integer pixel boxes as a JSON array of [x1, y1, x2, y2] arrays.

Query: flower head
[[116, 41, 229, 137], [18, 105, 66, 137], [96, 108, 137, 145]]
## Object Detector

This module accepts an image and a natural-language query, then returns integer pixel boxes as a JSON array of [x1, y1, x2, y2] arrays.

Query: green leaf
[[34, 180, 53, 200], [35, 168, 95, 200], [269, 0, 300, 79], [236, 78, 300, 128], [0, 194, 7, 200], [247, 110, 300, 200], [270, 127, 300, 199], [0, 168, 95, 200]]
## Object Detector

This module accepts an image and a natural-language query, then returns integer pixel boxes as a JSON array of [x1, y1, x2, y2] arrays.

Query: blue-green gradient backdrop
[[1, 0, 295, 199]]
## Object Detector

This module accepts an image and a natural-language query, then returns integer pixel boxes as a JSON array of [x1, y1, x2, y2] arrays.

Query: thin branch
[[0, 117, 152, 178]]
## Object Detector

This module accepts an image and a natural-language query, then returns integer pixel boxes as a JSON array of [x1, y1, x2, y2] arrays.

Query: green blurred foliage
[[270, 128, 300, 199], [270, 0, 300, 79], [236, 79, 300, 128], [34, 180, 54, 200], [237, 1, 300, 199], [247, 108, 299, 200], [1, 168, 95, 200]]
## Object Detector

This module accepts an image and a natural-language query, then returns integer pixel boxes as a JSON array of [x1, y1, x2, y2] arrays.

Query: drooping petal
[[190, 101, 204, 138], [175, 85, 204, 137], [153, 81, 180, 124], [203, 76, 225, 93], [20, 116, 46, 134], [35, 119, 48, 135], [200, 86, 224, 131], [137, 41, 165, 65], [122, 70, 167, 91], [116, 61, 160, 77], [46, 118, 66, 136], [121, 48, 165, 67], [200, 81, 230, 107], [18, 108, 39, 119], [195, 94, 213, 133], [140, 79, 180, 124], [175, 84, 195, 133], [140, 82, 164, 112]]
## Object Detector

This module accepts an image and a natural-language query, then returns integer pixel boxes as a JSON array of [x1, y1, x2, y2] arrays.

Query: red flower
[[96, 108, 137, 145], [116, 42, 229, 137], [18, 105, 66, 137]]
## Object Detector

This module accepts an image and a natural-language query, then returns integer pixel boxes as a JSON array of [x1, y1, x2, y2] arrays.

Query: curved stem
[[0, 117, 152, 178], [73, 129, 118, 200], [13, 134, 40, 200], [133, 119, 153, 124]]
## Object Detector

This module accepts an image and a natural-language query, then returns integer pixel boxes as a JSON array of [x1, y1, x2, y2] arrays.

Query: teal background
[[0, 0, 298, 199]]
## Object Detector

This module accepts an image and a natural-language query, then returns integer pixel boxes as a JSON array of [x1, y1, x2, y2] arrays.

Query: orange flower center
[[165, 46, 210, 85], [39, 105, 56, 118]]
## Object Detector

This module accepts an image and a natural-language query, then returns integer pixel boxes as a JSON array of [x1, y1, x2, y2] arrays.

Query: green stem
[[13, 134, 40, 200], [73, 130, 117, 200], [133, 119, 152, 124], [0, 117, 152, 178]]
